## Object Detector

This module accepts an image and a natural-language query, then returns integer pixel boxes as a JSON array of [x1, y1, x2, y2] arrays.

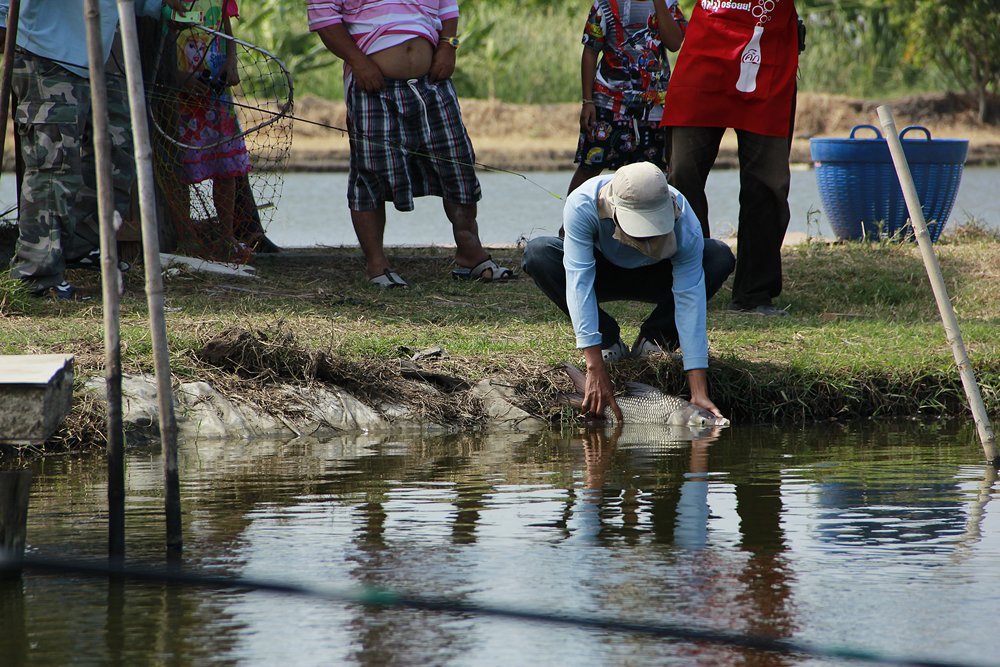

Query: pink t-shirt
[[307, 0, 459, 55]]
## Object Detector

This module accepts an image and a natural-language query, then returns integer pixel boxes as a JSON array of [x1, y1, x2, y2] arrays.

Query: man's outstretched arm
[[686, 368, 724, 419]]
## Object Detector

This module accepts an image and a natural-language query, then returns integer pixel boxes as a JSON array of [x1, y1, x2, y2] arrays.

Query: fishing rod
[[142, 22, 566, 202], [148, 83, 566, 203], [24, 24, 566, 204], [1, 553, 982, 667]]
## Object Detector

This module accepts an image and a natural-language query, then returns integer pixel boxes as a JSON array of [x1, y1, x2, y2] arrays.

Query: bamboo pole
[[0, 0, 20, 175], [115, 0, 182, 555], [876, 105, 998, 467], [83, 0, 127, 559], [0, 470, 31, 574]]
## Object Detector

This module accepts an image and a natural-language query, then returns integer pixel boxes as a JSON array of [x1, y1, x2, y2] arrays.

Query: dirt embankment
[[289, 92, 1000, 172]]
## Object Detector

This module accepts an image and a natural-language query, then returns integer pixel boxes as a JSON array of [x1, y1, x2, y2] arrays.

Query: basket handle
[[899, 125, 932, 141], [849, 124, 882, 139]]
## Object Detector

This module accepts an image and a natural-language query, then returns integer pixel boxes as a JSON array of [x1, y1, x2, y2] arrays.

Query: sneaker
[[631, 336, 679, 359], [67, 248, 131, 273], [727, 302, 789, 317], [33, 281, 91, 301], [601, 340, 629, 363]]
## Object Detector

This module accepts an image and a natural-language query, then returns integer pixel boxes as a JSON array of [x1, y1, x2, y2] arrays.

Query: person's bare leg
[[567, 164, 603, 196], [351, 205, 392, 279], [443, 200, 492, 278], [213, 177, 237, 244]]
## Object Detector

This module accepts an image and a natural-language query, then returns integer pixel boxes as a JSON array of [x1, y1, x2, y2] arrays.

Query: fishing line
[[144, 22, 565, 202], [1, 554, 981, 667], [245, 100, 565, 203], [147, 82, 565, 203], [21, 25, 566, 203]]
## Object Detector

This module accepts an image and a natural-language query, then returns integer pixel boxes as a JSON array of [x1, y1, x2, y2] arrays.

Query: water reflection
[[3, 422, 999, 666]]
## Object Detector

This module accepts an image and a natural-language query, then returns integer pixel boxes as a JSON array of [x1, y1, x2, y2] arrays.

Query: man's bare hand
[[429, 45, 456, 82], [687, 368, 726, 420], [581, 351, 623, 422], [350, 55, 385, 92], [163, 0, 187, 13], [690, 394, 725, 420]]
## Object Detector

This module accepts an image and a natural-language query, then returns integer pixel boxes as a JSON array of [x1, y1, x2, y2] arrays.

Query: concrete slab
[[0, 354, 74, 446]]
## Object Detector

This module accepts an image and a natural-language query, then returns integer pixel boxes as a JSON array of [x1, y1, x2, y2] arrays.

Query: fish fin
[[622, 380, 659, 395]]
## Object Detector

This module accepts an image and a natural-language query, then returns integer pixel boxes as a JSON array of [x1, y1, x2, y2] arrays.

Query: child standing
[[568, 0, 686, 195], [172, 0, 252, 262]]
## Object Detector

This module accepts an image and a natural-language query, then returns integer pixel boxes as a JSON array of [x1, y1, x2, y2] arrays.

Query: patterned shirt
[[582, 0, 687, 122], [307, 0, 459, 55]]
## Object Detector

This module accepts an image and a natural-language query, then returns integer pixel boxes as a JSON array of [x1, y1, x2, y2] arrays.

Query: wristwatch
[[442, 36, 460, 49]]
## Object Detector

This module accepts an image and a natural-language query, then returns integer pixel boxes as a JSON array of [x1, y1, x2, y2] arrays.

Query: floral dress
[[175, 0, 251, 184]]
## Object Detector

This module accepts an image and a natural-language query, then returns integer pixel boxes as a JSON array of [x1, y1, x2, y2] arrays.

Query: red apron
[[661, 0, 798, 137]]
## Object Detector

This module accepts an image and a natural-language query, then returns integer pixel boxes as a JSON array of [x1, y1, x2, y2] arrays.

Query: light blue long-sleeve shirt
[[562, 174, 709, 371], [0, 0, 165, 79]]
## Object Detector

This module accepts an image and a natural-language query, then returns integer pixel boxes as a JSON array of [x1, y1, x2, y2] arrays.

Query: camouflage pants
[[9, 50, 135, 291]]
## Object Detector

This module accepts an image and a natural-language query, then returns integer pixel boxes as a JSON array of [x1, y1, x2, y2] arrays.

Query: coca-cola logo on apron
[[699, 0, 778, 24]]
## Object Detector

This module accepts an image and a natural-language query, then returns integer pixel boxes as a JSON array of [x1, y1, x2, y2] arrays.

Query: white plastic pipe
[[877, 104, 998, 467]]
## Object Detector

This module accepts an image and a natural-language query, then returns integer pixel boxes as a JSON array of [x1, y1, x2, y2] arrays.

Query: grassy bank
[[2, 227, 999, 452]]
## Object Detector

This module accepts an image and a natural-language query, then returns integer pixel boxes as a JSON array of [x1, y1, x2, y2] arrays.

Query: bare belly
[[369, 37, 435, 80]]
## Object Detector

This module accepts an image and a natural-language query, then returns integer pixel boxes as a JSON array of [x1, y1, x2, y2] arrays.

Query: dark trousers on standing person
[[668, 126, 790, 310], [521, 236, 735, 350]]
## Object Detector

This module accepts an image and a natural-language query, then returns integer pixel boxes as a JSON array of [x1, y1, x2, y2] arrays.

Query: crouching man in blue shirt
[[522, 162, 734, 421]]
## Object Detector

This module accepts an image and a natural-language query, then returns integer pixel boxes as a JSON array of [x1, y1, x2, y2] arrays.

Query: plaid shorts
[[346, 76, 481, 211], [574, 106, 669, 170]]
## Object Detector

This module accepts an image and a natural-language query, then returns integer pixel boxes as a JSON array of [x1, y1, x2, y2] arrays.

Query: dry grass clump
[[193, 324, 488, 429], [43, 387, 108, 454]]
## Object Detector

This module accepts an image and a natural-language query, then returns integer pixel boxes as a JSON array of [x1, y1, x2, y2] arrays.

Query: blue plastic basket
[[810, 125, 968, 242]]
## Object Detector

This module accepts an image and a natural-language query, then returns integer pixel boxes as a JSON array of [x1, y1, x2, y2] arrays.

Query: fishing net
[[146, 21, 292, 264]]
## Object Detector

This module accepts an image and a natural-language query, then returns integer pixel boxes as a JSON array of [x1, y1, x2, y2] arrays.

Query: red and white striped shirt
[[307, 0, 459, 55]]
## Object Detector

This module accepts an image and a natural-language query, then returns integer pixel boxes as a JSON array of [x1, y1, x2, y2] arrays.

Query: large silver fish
[[562, 363, 731, 427]]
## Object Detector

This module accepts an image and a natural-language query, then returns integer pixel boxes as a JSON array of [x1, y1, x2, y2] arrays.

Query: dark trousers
[[669, 126, 791, 309], [522, 236, 735, 349]]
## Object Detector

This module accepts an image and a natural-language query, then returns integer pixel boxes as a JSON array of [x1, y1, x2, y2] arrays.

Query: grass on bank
[[1, 225, 998, 451]]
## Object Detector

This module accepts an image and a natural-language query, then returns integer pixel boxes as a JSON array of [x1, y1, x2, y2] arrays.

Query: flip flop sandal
[[451, 255, 515, 282], [369, 269, 409, 289]]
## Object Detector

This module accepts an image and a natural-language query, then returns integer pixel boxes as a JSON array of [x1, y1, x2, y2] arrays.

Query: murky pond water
[[3, 422, 999, 666]]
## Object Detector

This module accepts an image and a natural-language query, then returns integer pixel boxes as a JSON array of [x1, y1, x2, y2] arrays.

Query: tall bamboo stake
[[83, 0, 127, 559], [877, 105, 998, 468], [0, 0, 20, 175], [115, 0, 182, 555]]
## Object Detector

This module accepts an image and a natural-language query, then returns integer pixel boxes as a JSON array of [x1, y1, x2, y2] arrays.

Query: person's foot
[[251, 234, 281, 254], [601, 339, 630, 363], [727, 302, 789, 317], [369, 269, 409, 289], [451, 255, 515, 282], [32, 281, 91, 301], [631, 335, 680, 359], [66, 248, 131, 273]]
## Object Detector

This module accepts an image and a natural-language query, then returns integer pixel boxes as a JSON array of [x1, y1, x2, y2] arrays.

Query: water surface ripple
[[3, 422, 999, 666]]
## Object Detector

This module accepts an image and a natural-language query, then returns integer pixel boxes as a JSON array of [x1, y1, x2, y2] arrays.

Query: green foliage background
[[238, 0, 997, 106]]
